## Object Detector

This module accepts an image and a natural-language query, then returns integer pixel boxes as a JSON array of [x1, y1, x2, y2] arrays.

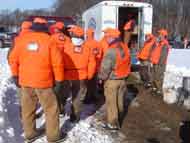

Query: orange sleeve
[[8, 38, 20, 77], [50, 40, 64, 81], [88, 48, 96, 80]]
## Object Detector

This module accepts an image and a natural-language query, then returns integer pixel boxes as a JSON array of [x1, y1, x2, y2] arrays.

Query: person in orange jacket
[[137, 33, 156, 87], [9, 17, 65, 143], [86, 28, 102, 68], [7, 21, 33, 119], [49, 21, 71, 115], [8, 21, 32, 61], [62, 25, 96, 122], [99, 28, 131, 130], [84, 28, 102, 103], [123, 14, 136, 46], [50, 22, 71, 52], [150, 29, 170, 95]]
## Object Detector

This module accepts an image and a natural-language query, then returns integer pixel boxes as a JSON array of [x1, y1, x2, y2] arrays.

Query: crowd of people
[[7, 17, 170, 143]]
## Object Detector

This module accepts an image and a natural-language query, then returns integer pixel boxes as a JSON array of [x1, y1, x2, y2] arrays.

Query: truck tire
[[0, 40, 3, 48]]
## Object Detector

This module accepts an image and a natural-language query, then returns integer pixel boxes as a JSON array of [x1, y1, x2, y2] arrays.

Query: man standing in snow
[[150, 29, 170, 95], [9, 17, 65, 143], [84, 28, 101, 104], [99, 28, 131, 130], [137, 33, 156, 88], [50, 21, 70, 115], [62, 25, 96, 122], [8, 21, 33, 119]]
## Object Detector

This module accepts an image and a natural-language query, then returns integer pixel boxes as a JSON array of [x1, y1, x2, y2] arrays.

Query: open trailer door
[[118, 6, 143, 64]]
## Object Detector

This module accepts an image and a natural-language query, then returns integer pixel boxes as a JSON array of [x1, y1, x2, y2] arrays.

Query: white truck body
[[82, 1, 153, 46]]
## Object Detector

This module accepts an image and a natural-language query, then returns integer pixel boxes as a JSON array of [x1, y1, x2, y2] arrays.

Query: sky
[[0, 0, 55, 10]]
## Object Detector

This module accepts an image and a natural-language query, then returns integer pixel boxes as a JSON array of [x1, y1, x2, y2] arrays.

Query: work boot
[[70, 113, 80, 123], [25, 129, 45, 143], [48, 133, 67, 143], [151, 87, 157, 96], [102, 123, 119, 131]]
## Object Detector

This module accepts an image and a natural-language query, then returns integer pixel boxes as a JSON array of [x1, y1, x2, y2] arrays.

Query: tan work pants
[[20, 87, 60, 142], [104, 79, 127, 127], [139, 60, 152, 84], [152, 64, 166, 92]]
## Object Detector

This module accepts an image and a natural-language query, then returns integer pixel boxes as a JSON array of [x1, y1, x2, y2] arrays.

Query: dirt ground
[[120, 85, 190, 143]]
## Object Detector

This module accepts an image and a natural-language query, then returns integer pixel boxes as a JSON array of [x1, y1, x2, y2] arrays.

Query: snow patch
[[6, 127, 15, 137], [0, 117, 4, 125], [163, 49, 190, 106], [0, 136, 3, 143]]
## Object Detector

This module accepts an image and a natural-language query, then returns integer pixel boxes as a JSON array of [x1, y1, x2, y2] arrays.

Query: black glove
[[12, 76, 20, 88], [54, 81, 64, 94]]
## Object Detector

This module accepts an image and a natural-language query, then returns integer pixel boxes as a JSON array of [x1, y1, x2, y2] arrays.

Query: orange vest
[[150, 39, 170, 64], [99, 37, 109, 57], [63, 41, 96, 80], [137, 38, 156, 60], [9, 31, 64, 88], [114, 43, 131, 78]]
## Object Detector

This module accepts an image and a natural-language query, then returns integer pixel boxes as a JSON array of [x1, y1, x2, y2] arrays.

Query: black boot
[[25, 129, 45, 143]]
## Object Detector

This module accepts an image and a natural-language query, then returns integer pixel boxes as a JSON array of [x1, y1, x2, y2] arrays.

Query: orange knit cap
[[103, 28, 120, 38], [21, 21, 32, 29]]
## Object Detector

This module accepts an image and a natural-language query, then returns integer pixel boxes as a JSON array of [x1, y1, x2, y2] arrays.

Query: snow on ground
[[0, 48, 24, 143], [0, 48, 11, 82], [163, 49, 190, 106], [0, 48, 124, 143]]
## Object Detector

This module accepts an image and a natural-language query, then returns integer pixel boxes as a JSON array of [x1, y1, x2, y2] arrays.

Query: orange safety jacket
[[63, 41, 96, 80], [50, 32, 70, 52], [85, 39, 102, 73], [137, 37, 156, 60], [150, 39, 170, 65], [114, 43, 131, 78], [99, 37, 109, 57], [9, 31, 64, 88]]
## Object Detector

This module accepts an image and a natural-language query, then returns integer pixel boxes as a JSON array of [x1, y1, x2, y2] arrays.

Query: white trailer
[[82, 1, 153, 56]]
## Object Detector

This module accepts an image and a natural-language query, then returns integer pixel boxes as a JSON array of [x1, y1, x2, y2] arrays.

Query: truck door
[[138, 7, 144, 50]]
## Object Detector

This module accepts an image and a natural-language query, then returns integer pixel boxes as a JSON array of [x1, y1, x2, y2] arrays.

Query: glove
[[54, 81, 64, 94], [12, 76, 20, 88]]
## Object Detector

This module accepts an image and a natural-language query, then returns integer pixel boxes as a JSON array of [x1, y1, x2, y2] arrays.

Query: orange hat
[[33, 17, 47, 24], [21, 21, 32, 29], [103, 28, 120, 38], [54, 22, 64, 30], [68, 26, 84, 37], [158, 29, 168, 36]]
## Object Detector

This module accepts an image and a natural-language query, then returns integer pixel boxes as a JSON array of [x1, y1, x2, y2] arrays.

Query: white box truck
[[82, 1, 153, 64]]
